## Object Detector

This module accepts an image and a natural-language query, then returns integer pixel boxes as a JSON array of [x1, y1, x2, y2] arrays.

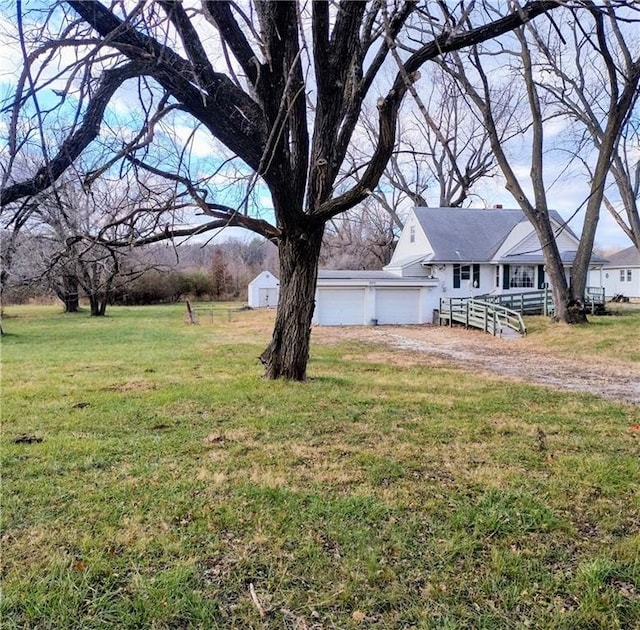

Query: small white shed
[[248, 271, 279, 308]]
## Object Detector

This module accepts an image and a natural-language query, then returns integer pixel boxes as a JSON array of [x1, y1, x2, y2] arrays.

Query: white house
[[311, 207, 606, 325], [384, 206, 592, 296], [249, 207, 606, 325], [247, 271, 279, 308], [589, 245, 640, 299]]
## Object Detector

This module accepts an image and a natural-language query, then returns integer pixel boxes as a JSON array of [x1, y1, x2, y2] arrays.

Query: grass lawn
[[2, 304, 639, 629]]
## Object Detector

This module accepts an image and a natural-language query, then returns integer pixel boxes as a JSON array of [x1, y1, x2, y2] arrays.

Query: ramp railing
[[439, 298, 526, 337]]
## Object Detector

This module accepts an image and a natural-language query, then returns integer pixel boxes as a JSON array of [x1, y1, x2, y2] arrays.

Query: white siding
[[494, 216, 578, 264], [593, 266, 640, 298], [258, 288, 278, 307], [387, 211, 434, 266], [248, 271, 279, 308]]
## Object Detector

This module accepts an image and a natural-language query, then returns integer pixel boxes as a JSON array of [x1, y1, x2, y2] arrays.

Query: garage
[[375, 288, 421, 324], [315, 288, 366, 325]]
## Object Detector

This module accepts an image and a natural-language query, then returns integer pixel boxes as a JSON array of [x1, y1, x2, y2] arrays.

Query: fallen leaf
[[352, 610, 366, 622]]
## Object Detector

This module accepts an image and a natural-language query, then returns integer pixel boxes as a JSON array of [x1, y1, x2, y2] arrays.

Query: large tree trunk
[[88, 293, 108, 316], [532, 217, 588, 324], [260, 223, 325, 380], [545, 258, 586, 324]]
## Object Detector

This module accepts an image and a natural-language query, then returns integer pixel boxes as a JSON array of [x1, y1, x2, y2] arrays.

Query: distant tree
[[0, 203, 36, 333], [363, 62, 503, 219], [209, 248, 232, 299], [24, 170, 178, 315], [525, 2, 640, 250], [320, 199, 397, 270]]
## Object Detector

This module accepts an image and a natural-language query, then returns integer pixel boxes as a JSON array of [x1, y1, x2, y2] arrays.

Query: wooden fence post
[[185, 300, 198, 325]]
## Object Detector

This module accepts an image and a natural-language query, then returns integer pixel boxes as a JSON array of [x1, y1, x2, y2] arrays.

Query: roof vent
[[493, 204, 503, 209]]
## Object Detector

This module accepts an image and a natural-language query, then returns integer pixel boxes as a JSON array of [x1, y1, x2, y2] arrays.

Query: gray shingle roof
[[413, 207, 573, 262], [498, 251, 608, 264], [605, 245, 640, 267]]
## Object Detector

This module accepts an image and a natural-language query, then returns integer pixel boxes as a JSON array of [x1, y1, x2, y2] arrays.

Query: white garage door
[[376, 289, 420, 324], [316, 288, 366, 325]]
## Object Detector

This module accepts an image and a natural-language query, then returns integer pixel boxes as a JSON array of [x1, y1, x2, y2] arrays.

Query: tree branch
[[1, 62, 148, 207]]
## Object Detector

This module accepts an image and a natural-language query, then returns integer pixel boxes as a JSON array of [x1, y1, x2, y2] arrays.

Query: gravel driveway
[[314, 324, 640, 406]]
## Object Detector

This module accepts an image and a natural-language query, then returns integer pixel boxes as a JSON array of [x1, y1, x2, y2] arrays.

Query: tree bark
[[61, 275, 80, 313], [260, 223, 325, 380], [89, 294, 108, 316]]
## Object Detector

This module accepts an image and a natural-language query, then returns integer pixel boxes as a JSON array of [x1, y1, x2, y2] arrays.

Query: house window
[[510, 265, 535, 288], [620, 270, 626, 282], [627, 269, 632, 282], [409, 225, 416, 243], [496, 266, 500, 288], [453, 264, 480, 289]]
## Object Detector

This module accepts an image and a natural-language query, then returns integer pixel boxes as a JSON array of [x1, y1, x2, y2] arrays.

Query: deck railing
[[439, 298, 526, 337], [478, 288, 553, 316], [584, 286, 606, 314], [439, 286, 607, 336], [478, 286, 605, 316]]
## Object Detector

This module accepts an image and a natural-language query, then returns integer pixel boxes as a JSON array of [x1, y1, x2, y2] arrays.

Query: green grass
[[2, 304, 639, 629], [523, 305, 640, 363]]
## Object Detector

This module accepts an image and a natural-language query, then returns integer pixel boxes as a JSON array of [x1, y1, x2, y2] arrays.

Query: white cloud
[[168, 123, 218, 158], [0, 12, 23, 83]]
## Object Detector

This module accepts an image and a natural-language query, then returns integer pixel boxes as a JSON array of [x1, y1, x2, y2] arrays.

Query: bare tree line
[[3, 229, 279, 308]]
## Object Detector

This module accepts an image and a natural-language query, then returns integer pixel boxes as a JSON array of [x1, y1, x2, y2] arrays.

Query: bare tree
[[26, 170, 178, 315], [320, 198, 397, 270], [1, 1, 563, 378], [0, 196, 39, 334], [527, 2, 640, 250], [378, 56, 503, 212], [605, 124, 640, 250], [437, 3, 639, 322]]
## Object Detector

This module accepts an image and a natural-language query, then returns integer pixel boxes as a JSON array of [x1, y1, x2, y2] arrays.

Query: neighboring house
[[247, 271, 279, 308], [589, 245, 640, 299]]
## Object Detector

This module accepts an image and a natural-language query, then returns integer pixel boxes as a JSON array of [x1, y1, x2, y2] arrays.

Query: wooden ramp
[[439, 298, 526, 337], [439, 287, 606, 337]]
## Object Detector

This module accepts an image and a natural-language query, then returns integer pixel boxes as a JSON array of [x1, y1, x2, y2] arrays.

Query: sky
[[0, 1, 636, 253]]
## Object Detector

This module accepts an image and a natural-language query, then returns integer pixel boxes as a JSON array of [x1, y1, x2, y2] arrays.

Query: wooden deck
[[479, 287, 606, 316], [439, 287, 606, 337]]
